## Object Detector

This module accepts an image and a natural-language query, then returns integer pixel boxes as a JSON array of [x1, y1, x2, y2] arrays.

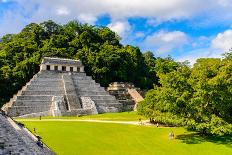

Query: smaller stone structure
[[107, 82, 144, 111]]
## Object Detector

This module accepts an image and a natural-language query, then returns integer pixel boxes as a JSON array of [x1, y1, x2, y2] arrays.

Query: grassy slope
[[21, 121, 232, 155]]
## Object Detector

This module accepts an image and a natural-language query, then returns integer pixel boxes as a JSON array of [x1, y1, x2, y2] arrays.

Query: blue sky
[[0, 0, 232, 64]]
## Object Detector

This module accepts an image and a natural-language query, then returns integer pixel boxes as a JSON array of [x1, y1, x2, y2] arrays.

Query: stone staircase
[[72, 72, 122, 113], [127, 88, 144, 110], [0, 113, 54, 154], [2, 74, 38, 112]]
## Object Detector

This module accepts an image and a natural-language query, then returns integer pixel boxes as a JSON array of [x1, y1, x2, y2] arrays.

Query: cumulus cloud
[[142, 30, 188, 54], [78, 14, 97, 25], [56, 7, 70, 16], [107, 21, 131, 38], [211, 29, 232, 52]]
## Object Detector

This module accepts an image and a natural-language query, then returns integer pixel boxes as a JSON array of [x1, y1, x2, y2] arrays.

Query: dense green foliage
[[0, 20, 159, 106], [138, 56, 232, 135], [20, 118, 232, 155]]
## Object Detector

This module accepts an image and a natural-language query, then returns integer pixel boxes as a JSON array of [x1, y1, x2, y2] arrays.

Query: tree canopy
[[138, 56, 232, 135]]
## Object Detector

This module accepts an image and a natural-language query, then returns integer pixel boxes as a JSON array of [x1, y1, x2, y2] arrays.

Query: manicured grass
[[21, 121, 232, 155], [17, 111, 146, 121]]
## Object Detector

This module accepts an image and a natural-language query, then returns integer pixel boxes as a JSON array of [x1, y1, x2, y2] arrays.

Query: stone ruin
[[1, 57, 122, 117], [107, 82, 144, 111], [0, 111, 54, 155]]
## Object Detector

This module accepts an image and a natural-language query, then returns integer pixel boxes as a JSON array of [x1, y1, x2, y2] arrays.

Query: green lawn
[[21, 120, 232, 155], [17, 111, 146, 121]]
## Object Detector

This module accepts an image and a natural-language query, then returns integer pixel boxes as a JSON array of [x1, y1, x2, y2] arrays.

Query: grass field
[[18, 112, 232, 155], [17, 111, 146, 121]]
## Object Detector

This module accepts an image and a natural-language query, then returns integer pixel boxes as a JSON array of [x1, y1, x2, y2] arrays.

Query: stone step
[[13, 101, 52, 106], [74, 83, 100, 88], [72, 80, 95, 84], [71, 76, 91, 80], [30, 80, 62, 85], [28, 83, 63, 87], [71, 72, 87, 76], [76, 86, 105, 91], [27, 85, 63, 91], [92, 99, 119, 104], [16, 95, 53, 101], [21, 90, 64, 95], [86, 95, 116, 100], [8, 106, 51, 116], [36, 73, 62, 78], [34, 78, 62, 82], [78, 91, 108, 95]]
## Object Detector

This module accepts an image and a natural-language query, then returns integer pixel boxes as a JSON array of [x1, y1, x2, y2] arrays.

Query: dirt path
[[17, 119, 158, 126]]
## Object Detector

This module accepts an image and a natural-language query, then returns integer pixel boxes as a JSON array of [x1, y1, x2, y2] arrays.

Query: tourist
[[36, 139, 43, 148], [168, 131, 174, 140], [138, 118, 143, 125]]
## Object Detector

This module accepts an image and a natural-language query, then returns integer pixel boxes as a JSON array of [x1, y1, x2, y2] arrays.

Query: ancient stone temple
[[2, 57, 122, 117]]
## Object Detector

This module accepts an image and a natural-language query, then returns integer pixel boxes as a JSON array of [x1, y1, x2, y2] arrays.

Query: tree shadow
[[176, 133, 205, 144], [176, 133, 232, 147]]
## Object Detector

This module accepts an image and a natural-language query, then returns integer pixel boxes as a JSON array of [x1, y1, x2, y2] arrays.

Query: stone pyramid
[[2, 57, 122, 117]]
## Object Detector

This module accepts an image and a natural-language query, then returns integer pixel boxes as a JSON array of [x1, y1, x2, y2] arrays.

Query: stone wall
[[80, 97, 98, 115]]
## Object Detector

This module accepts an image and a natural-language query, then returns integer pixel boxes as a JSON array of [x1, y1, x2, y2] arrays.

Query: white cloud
[[78, 14, 97, 25], [142, 30, 188, 54], [211, 29, 232, 52], [107, 21, 131, 37], [56, 7, 70, 16]]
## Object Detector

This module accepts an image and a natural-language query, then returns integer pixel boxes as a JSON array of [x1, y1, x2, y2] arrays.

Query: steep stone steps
[[21, 90, 64, 95], [26, 85, 63, 91], [91, 99, 119, 104], [0, 113, 54, 154], [30, 80, 62, 85], [83, 95, 116, 100], [16, 95, 53, 101], [8, 106, 52, 116], [76, 87, 105, 91], [75, 83, 101, 88], [78, 91, 109, 96], [13, 101, 52, 106]]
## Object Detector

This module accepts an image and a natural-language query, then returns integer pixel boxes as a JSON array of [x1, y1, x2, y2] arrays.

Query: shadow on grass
[[176, 133, 232, 147]]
